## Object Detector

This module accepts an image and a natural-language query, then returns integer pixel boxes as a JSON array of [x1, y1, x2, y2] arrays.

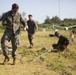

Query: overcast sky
[[0, 0, 76, 23]]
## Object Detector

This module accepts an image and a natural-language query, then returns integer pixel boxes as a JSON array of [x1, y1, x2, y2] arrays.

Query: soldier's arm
[[58, 40, 60, 44], [64, 38, 69, 45], [0, 13, 7, 21], [0, 13, 7, 26], [34, 21, 38, 33]]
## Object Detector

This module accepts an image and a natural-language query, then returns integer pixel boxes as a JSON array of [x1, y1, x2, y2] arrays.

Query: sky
[[0, 0, 76, 23]]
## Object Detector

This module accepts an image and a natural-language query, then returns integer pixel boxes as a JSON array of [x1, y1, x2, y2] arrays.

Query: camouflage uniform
[[27, 20, 38, 46], [52, 35, 69, 51], [0, 10, 27, 59], [70, 30, 75, 42]]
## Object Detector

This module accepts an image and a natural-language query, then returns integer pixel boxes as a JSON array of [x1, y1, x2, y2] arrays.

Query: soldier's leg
[[30, 34, 33, 45], [18, 36, 20, 47], [1, 34, 10, 64], [52, 44, 58, 49], [59, 45, 67, 52], [11, 35, 19, 65], [52, 44, 59, 52], [28, 33, 33, 47]]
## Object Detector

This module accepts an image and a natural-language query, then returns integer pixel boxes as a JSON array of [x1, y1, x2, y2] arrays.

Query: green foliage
[[38, 24, 51, 28], [44, 16, 61, 24], [44, 16, 51, 24], [38, 24, 53, 31], [44, 15, 76, 27]]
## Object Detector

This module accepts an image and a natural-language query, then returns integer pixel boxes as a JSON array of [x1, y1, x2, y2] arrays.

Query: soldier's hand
[[24, 27, 27, 31], [24, 26, 28, 31], [26, 26, 28, 29]]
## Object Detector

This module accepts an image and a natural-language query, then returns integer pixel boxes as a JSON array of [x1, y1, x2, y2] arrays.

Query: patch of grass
[[60, 51, 76, 60], [60, 70, 72, 75], [46, 58, 73, 75], [46, 59, 65, 72], [0, 30, 76, 75]]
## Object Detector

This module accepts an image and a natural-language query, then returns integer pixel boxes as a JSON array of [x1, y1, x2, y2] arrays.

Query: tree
[[51, 16, 61, 24], [44, 16, 61, 24], [44, 16, 51, 24]]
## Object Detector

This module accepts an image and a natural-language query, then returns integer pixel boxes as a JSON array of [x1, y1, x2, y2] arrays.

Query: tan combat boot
[[2, 57, 9, 65], [12, 58, 16, 65]]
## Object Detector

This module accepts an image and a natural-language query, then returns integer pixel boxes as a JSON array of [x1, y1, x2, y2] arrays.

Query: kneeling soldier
[[52, 32, 69, 52]]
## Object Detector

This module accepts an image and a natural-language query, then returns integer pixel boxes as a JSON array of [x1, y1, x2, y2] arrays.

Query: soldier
[[52, 32, 69, 52], [70, 30, 75, 42], [0, 3, 27, 65], [54, 29, 59, 36], [27, 14, 38, 48]]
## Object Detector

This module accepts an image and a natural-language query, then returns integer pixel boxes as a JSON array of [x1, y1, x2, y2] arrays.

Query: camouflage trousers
[[52, 44, 67, 52], [28, 33, 34, 45], [1, 30, 19, 59]]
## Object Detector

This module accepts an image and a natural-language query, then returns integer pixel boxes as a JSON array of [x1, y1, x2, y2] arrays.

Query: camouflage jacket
[[58, 35, 69, 46], [27, 20, 38, 34], [0, 10, 27, 34]]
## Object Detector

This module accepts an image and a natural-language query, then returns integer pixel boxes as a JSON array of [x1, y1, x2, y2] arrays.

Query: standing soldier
[[0, 3, 27, 65], [27, 14, 38, 48], [70, 30, 75, 42]]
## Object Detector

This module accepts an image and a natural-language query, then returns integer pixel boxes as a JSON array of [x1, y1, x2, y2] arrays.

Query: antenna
[[58, 0, 60, 19]]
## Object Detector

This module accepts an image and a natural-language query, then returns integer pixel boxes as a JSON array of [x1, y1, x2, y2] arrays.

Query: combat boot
[[29, 43, 33, 48], [12, 58, 16, 65], [2, 57, 9, 65]]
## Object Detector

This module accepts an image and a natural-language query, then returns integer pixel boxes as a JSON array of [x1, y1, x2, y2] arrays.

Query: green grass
[[0, 30, 76, 75]]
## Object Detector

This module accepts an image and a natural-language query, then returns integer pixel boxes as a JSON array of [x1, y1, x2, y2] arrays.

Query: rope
[[28, 49, 52, 62]]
